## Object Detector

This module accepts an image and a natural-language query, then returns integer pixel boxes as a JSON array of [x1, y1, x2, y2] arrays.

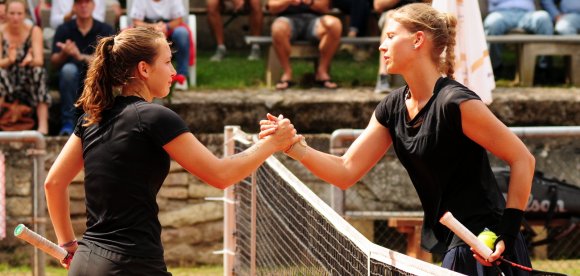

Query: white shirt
[[129, 0, 186, 22], [49, 0, 118, 29]]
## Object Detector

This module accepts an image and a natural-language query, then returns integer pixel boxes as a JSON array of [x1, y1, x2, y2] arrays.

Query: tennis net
[[223, 127, 463, 276]]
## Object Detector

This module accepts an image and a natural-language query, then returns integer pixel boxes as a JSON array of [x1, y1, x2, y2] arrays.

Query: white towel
[[432, 0, 495, 104]]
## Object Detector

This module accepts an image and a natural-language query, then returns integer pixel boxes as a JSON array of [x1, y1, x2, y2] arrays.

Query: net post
[[223, 126, 239, 276], [250, 171, 257, 276]]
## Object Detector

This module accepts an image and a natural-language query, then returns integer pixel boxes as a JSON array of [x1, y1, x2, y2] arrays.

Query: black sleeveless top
[[374, 78, 505, 253]]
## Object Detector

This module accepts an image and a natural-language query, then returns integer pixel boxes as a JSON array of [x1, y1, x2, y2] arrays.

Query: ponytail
[[76, 36, 116, 126], [443, 13, 457, 80]]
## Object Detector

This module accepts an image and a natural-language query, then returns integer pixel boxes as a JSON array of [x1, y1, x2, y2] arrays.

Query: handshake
[[259, 113, 309, 161]]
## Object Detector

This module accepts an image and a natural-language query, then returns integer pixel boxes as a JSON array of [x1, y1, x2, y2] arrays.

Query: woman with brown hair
[[262, 3, 535, 275], [44, 27, 299, 275], [0, 0, 50, 134]]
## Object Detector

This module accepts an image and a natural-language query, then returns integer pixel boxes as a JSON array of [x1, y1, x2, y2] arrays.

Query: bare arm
[[164, 119, 300, 189], [267, 0, 296, 15], [308, 0, 330, 14], [460, 100, 535, 210], [374, 0, 400, 12], [44, 135, 84, 246], [30, 26, 44, 67], [264, 113, 392, 189]]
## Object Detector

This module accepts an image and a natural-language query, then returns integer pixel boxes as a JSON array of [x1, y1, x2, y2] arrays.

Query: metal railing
[[0, 131, 47, 276]]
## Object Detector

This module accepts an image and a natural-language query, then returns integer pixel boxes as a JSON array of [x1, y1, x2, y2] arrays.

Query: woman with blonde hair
[[45, 27, 299, 275], [262, 3, 534, 275], [0, 0, 50, 134]]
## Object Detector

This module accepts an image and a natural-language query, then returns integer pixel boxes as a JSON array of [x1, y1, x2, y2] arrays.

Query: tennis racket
[[14, 224, 73, 263], [439, 212, 567, 276]]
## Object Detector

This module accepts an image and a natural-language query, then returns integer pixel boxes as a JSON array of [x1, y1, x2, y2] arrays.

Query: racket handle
[[14, 224, 69, 261], [439, 212, 494, 259]]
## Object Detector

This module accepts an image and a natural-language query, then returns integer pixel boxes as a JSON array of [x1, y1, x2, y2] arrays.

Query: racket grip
[[439, 212, 494, 259], [14, 224, 69, 261]]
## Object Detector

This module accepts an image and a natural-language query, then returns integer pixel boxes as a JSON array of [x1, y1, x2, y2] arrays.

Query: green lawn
[[194, 48, 380, 89]]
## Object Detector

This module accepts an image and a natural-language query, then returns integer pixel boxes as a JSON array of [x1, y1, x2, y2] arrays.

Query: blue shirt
[[543, 0, 580, 20], [52, 19, 114, 68]]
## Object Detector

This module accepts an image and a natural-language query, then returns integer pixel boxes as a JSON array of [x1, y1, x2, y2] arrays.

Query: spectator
[[543, 0, 580, 35], [208, 0, 264, 61], [483, 0, 553, 71], [0, 0, 50, 134], [332, 0, 372, 61], [50, 0, 121, 30], [268, 0, 342, 90], [51, 0, 114, 136], [130, 0, 193, 90], [373, 0, 421, 94]]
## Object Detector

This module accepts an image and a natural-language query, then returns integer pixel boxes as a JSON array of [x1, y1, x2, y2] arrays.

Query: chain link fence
[[329, 127, 580, 275]]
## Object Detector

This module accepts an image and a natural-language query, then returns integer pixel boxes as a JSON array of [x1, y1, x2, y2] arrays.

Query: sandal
[[315, 79, 338, 89], [275, 79, 295, 91]]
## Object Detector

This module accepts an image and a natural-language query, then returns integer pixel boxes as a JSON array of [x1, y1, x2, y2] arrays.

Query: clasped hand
[[259, 113, 301, 151]]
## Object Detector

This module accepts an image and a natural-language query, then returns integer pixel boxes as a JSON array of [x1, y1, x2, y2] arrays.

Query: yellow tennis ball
[[477, 229, 498, 250]]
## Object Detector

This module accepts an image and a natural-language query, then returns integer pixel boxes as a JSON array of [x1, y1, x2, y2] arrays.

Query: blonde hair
[[391, 3, 457, 79], [76, 27, 166, 126]]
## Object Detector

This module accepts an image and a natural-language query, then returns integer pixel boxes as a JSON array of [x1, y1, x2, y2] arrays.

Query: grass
[[195, 49, 380, 89], [0, 264, 223, 276]]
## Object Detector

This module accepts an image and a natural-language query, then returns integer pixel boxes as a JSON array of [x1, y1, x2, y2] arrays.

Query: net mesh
[[230, 132, 462, 276]]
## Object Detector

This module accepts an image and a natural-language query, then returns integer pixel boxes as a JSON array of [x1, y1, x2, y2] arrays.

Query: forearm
[[50, 51, 68, 68], [300, 148, 361, 190], [505, 157, 535, 210], [0, 57, 14, 68], [267, 0, 291, 14], [208, 139, 278, 189], [45, 187, 76, 244], [310, 0, 330, 13]]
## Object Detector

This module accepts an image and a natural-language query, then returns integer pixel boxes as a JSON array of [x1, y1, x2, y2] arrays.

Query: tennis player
[[261, 3, 534, 275], [44, 27, 300, 275]]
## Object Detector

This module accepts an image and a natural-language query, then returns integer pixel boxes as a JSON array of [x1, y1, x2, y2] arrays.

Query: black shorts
[[68, 240, 171, 276], [442, 233, 532, 276]]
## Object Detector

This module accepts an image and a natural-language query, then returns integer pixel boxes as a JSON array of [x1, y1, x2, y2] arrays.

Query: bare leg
[[249, 0, 263, 36], [316, 15, 342, 88], [36, 103, 49, 135], [207, 0, 224, 46], [271, 18, 293, 89]]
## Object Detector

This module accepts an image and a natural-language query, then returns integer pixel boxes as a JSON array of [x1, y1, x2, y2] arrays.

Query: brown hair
[[391, 3, 457, 79], [76, 27, 166, 126]]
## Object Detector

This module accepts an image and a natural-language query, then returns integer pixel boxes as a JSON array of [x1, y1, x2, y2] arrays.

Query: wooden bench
[[486, 34, 580, 86], [245, 36, 380, 87]]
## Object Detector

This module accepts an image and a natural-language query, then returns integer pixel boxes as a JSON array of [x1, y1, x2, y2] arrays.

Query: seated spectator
[[268, 0, 342, 90], [332, 0, 372, 61], [51, 0, 114, 135], [543, 0, 580, 35], [208, 0, 264, 61], [130, 0, 192, 90], [373, 0, 421, 93], [0, 0, 50, 134], [50, 0, 120, 30], [483, 0, 553, 71]]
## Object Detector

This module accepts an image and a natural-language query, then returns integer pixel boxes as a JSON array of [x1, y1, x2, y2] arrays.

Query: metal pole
[[0, 131, 46, 276], [223, 126, 238, 276]]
